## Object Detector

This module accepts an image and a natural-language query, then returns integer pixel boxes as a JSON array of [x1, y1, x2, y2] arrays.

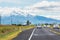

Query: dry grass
[[0, 25, 34, 40]]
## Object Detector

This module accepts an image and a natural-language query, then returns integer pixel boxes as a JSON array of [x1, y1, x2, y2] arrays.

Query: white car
[[43, 25, 46, 28], [53, 24, 59, 29], [37, 26, 42, 29]]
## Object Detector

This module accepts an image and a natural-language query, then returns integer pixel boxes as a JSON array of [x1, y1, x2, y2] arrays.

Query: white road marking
[[28, 28, 36, 40]]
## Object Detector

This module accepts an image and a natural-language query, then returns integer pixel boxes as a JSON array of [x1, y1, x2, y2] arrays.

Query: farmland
[[0, 25, 34, 40]]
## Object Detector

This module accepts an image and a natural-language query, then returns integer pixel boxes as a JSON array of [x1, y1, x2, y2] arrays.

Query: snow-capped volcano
[[1, 11, 60, 25]]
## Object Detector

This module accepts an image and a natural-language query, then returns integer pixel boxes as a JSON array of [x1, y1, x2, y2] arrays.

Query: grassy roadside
[[50, 30, 60, 35], [0, 25, 34, 40], [48, 26, 60, 35], [49, 28, 60, 35], [0, 30, 21, 40]]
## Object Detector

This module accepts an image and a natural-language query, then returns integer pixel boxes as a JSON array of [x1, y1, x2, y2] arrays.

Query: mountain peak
[[1, 13, 60, 25]]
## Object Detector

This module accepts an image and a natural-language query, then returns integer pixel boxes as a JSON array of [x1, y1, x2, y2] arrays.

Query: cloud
[[26, 1, 60, 10], [0, 0, 60, 20], [44, 15, 60, 20], [24, 1, 60, 20], [0, 7, 23, 16], [0, 0, 21, 4]]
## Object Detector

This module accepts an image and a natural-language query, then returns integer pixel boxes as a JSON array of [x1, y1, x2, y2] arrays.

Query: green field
[[0, 25, 34, 40]]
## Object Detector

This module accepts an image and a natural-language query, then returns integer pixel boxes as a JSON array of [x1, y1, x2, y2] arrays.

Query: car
[[53, 24, 59, 29], [43, 25, 46, 28], [37, 26, 42, 29], [53, 27, 59, 29]]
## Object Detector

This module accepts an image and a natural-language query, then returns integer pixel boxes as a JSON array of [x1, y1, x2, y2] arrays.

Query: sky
[[0, 0, 60, 20]]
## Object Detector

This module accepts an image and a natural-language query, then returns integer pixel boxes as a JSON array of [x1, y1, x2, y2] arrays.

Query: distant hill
[[1, 13, 60, 24]]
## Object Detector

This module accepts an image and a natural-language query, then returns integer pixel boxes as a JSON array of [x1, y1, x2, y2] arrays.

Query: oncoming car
[[37, 26, 42, 29]]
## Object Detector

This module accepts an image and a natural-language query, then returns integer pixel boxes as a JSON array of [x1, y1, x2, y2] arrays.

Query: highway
[[28, 27, 60, 40], [13, 26, 60, 40]]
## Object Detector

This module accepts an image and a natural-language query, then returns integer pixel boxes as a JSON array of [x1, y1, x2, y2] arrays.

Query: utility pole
[[0, 13, 1, 25], [11, 13, 12, 25], [11, 11, 15, 25], [11, 11, 18, 25], [10, 11, 13, 25]]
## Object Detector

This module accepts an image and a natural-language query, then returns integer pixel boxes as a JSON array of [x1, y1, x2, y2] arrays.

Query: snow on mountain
[[1, 12, 60, 25]]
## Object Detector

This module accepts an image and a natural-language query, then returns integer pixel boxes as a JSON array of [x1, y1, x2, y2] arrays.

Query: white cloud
[[0, 0, 60, 20], [43, 15, 60, 20], [26, 1, 60, 8], [0, 0, 21, 4], [24, 1, 60, 20], [26, 1, 60, 11], [0, 7, 23, 16]]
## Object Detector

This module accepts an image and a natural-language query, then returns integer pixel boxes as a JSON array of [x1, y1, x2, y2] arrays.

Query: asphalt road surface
[[13, 27, 60, 40], [13, 28, 33, 40]]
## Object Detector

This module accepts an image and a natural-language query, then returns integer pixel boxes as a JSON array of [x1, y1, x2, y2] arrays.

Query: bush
[[17, 24, 22, 26]]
